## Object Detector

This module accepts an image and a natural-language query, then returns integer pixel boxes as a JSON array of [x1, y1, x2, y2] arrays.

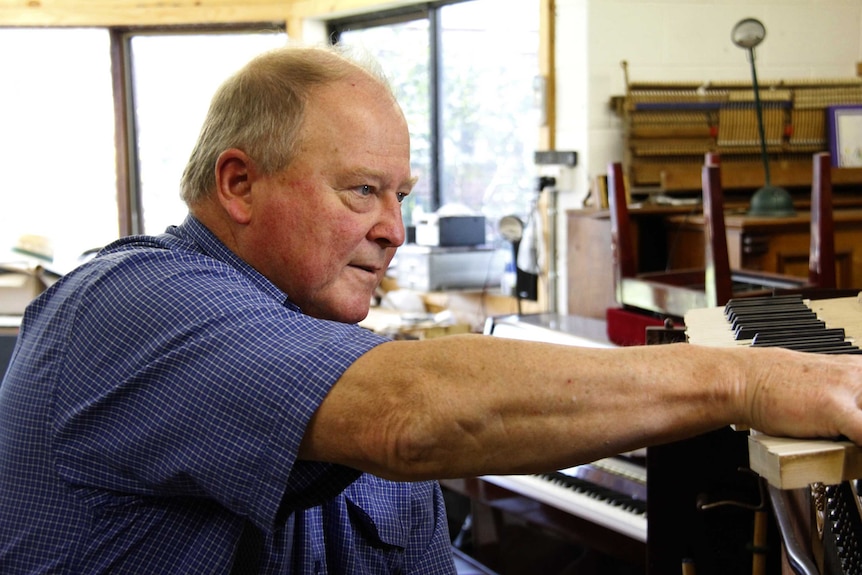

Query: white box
[[395, 245, 506, 292], [414, 215, 486, 247]]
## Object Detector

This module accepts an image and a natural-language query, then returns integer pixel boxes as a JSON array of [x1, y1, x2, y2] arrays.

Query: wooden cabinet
[[566, 210, 616, 319], [566, 207, 862, 319], [667, 209, 862, 289], [567, 206, 694, 319]]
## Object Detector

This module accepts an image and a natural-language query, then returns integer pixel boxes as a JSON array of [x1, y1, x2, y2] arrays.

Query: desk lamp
[[731, 18, 796, 217]]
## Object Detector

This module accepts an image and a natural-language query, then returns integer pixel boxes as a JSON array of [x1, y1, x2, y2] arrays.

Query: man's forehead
[[303, 79, 388, 127]]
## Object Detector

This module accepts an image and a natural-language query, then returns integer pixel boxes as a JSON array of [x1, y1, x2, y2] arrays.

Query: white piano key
[[482, 461, 648, 543]]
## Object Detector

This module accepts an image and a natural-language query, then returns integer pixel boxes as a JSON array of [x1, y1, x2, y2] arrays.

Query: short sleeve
[[49, 246, 388, 531]]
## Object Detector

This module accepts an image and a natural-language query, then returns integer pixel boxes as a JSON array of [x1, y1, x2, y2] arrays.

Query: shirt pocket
[[343, 478, 408, 550]]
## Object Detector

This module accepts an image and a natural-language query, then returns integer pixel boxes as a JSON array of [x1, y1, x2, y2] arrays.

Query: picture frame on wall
[[827, 105, 862, 167]]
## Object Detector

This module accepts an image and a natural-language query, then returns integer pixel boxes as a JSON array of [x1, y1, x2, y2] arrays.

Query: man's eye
[[396, 192, 407, 204], [355, 185, 373, 197]]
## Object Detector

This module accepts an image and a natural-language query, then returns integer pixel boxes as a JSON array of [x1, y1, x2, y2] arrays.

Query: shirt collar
[[166, 215, 300, 312]]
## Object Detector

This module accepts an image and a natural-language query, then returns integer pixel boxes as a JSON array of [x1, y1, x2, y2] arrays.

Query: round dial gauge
[[499, 215, 525, 242]]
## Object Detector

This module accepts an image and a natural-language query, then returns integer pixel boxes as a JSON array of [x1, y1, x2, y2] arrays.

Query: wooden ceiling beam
[[0, 0, 425, 27]]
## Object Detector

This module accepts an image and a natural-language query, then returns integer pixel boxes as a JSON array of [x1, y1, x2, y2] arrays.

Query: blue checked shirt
[[0, 215, 456, 574]]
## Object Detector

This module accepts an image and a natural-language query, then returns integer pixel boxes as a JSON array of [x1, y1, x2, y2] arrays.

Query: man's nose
[[370, 197, 406, 248]]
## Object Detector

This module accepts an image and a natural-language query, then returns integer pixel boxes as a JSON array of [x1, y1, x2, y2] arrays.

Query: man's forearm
[[302, 335, 747, 480]]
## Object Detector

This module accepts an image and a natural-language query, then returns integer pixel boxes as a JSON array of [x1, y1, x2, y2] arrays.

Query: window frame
[[328, 0, 543, 217], [328, 1, 475, 212], [109, 23, 288, 236]]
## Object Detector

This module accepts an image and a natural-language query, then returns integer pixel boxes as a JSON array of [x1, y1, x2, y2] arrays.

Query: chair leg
[[809, 152, 836, 289], [608, 162, 637, 280], [701, 164, 733, 307]]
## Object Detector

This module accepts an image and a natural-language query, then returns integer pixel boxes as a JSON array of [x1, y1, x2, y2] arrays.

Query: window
[[331, 0, 541, 236], [0, 28, 117, 271], [1, 4, 540, 272], [129, 30, 287, 234], [0, 26, 286, 275], [334, 18, 433, 227]]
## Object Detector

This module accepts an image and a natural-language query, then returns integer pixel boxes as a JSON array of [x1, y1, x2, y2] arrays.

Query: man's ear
[[215, 149, 254, 224]]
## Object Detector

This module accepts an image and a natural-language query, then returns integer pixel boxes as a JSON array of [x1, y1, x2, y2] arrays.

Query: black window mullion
[[428, 6, 442, 211], [110, 28, 144, 236]]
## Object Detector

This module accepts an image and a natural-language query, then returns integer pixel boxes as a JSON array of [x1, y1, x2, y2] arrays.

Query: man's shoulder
[[81, 235, 230, 287], [99, 232, 201, 262], [45, 233, 268, 322]]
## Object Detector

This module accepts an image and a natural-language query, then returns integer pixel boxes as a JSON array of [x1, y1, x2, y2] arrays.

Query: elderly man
[[1, 45, 861, 574]]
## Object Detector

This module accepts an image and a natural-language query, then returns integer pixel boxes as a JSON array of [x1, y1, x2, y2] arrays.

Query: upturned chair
[[607, 152, 836, 319]]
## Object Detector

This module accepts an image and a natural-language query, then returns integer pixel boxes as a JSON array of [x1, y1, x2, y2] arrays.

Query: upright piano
[[449, 301, 862, 574], [445, 313, 769, 574], [685, 292, 862, 574]]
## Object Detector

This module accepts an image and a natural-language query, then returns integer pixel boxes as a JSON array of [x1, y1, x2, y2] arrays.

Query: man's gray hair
[[179, 43, 392, 206]]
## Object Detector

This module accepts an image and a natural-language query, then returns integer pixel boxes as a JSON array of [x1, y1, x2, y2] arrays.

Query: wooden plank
[[288, 0, 425, 19], [637, 159, 862, 192], [629, 126, 713, 139], [537, 0, 555, 151], [1, 1, 283, 26], [833, 166, 862, 184], [0, 0, 425, 27], [748, 433, 862, 490]]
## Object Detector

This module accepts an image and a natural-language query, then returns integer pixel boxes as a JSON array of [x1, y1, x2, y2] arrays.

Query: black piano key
[[752, 341, 857, 353], [727, 304, 811, 324], [725, 294, 804, 307], [724, 294, 804, 316], [730, 310, 818, 331], [726, 303, 812, 324], [732, 315, 822, 331], [728, 304, 813, 317], [734, 319, 825, 340], [812, 347, 862, 355], [725, 295, 862, 354], [751, 328, 846, 346]]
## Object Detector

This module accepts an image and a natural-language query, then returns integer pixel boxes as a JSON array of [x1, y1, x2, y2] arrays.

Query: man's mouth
[[351, 264, 379, 275]]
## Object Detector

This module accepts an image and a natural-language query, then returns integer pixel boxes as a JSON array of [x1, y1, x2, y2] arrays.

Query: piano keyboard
[[687, 293, 862, 575], [482, 315, 648, 544], [685, 294, 862, 489], [685, 293, 861, 352], [482, 456, 648, 542]]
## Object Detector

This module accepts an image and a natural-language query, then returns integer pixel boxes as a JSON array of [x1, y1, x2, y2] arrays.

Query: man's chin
[[308, 299, 371, 324], [338, 307, 371, 325]]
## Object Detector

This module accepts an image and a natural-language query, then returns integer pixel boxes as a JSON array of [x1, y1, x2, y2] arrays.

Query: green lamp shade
[[747, 184, 796, 217]]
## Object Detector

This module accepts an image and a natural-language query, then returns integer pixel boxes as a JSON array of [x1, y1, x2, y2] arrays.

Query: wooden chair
[[808, 151, 836, 289], [608, 162, 711, 318], [607, 153, 835, 319], [705, 152, 838, 304]]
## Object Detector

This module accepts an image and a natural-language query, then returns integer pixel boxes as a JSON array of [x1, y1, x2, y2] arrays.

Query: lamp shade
[[748, 184, 796, 217]]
